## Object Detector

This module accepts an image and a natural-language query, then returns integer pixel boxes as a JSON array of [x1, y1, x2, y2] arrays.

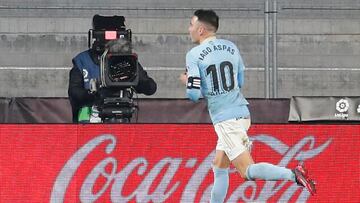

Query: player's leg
[[232, 153, 295, 181], [231, 149, 316, 195], [230, 148, 317, 196], [210, 118, 252, 203], [215, 118, 316, 195], [210, 142, 231, 203], [230, 150, 253, 178], [213, 148, 231, 169], [214, 118, 254, 179]]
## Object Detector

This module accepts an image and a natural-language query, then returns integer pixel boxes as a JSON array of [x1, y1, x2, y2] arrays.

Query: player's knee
[[239, 170, 247, 179], [212, 159, 220, 168], [212, 158, 230, 168], [233, 162, 252, 179]]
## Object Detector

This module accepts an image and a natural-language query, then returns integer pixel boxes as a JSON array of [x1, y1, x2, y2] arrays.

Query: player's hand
[[179, 72, 188, 86]]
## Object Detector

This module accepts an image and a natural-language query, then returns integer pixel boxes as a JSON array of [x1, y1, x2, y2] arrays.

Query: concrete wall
[[0, 0, 359, 98]]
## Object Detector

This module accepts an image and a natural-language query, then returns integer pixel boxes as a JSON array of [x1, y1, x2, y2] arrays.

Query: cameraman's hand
[[179, 72, 188, 86]]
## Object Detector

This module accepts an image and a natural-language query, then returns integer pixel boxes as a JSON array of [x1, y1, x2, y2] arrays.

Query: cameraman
[[68, 15, 157, 123]]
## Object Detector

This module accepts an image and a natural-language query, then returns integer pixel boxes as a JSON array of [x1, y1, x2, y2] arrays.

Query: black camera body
[[88, 15, 139, 123], [98, 88, 136, 123], [100, 49, 139, 88]]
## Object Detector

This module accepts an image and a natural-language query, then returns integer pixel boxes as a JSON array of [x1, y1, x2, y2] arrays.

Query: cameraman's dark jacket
[[68, 49, 157, 122]]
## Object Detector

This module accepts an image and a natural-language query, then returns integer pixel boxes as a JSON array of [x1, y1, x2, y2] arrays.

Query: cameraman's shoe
[[293, 162, 316, 196]]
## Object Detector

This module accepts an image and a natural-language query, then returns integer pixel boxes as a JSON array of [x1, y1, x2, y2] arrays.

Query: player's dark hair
[[194, 9, 219, 32]]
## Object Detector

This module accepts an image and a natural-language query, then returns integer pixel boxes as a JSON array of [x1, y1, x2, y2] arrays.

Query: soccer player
[[180, 9, 316, 203]]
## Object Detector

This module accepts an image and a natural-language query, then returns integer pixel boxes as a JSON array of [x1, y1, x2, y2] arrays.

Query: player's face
[[188, 16, 201, 44]]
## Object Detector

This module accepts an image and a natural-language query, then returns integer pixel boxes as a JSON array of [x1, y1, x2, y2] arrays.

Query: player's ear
[[198, 25, 205, 35]]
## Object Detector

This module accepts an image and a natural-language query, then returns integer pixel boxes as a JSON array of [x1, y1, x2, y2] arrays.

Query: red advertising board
[[0, 124, 359, 202]]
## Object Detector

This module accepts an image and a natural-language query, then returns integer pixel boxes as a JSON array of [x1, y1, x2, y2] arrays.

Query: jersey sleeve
[[185, 51, 201, 102], [237, 50, 245, 88]]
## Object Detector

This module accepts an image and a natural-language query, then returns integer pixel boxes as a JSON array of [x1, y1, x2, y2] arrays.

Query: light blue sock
[[246, 162, 295, 181], [211, 167, 229, 203]]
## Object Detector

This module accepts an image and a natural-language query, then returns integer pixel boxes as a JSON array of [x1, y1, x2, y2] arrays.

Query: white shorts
[[214, 118, 252, 161]]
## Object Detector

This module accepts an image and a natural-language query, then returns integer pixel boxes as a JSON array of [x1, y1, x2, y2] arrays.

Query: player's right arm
[[185, 51, 201, 102]]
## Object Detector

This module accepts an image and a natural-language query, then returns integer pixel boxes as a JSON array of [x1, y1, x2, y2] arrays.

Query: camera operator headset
[[68, 14, 157, 123]]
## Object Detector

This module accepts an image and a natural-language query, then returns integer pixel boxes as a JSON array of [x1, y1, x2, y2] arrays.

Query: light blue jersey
[[186, 38, 250, 124]]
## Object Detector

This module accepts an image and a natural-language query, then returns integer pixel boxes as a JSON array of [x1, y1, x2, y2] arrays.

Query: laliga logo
[[336, 99, 349, 113], [335, 99, 349, 119], [82, 69, 89, 82], [357, 104, 360, 114]]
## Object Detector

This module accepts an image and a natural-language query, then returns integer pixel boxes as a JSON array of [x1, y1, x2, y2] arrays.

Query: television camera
[[88, 15, 139, 123]]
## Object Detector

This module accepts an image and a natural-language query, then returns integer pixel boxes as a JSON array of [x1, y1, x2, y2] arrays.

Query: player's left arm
[[185, 52, 201, 102], [237, 50, 245, 88]]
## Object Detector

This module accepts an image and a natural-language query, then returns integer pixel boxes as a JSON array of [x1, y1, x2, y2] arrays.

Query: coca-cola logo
[[50, 134, 332, 203]]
